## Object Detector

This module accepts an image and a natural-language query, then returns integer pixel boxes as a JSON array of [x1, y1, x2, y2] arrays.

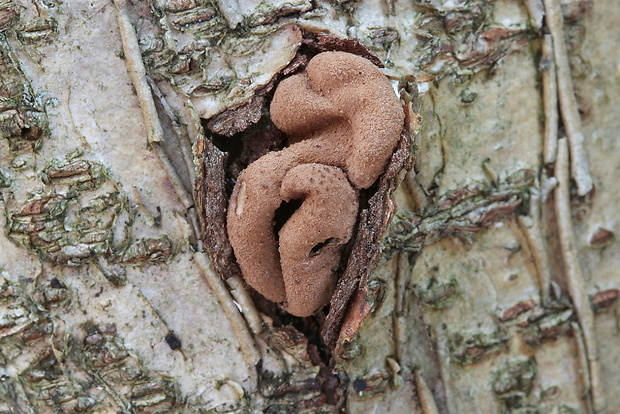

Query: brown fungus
[[226, 51, 404, 317]]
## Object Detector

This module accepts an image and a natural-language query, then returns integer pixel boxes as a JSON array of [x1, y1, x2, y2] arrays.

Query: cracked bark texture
[[0, 0, 618, 413]]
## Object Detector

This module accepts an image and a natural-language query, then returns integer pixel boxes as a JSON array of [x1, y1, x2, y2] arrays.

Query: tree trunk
[[0, 0, 617, 413]]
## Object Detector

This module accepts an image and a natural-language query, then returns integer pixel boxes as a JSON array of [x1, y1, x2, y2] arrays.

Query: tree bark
[[0, 0, 617, 413]]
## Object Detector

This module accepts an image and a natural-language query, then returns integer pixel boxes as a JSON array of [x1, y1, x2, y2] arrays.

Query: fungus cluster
[[227, 51, 404, 317]]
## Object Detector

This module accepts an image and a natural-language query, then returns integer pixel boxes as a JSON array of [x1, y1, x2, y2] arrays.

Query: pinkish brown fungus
[[226, 51, 404, 317]]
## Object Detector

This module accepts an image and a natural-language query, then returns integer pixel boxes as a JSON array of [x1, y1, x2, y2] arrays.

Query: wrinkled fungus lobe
[[227, 51, 404, 317]]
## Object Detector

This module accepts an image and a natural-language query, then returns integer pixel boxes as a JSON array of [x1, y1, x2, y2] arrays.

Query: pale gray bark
[[0, 0, 618, 413]]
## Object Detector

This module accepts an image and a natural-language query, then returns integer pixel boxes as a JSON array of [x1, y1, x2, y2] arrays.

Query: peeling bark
[[0, 0, 618, 413]]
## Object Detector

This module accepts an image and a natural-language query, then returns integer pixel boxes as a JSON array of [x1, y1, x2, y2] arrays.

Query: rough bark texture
[[0, 0, 618, 413]]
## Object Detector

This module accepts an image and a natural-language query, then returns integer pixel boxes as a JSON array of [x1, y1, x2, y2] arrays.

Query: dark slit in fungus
[[310, 238, 337, 257], [273, 198, 303, 239]]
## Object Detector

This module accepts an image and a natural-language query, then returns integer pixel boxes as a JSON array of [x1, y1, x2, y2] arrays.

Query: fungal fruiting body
[[227, 51, 404, 317]]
